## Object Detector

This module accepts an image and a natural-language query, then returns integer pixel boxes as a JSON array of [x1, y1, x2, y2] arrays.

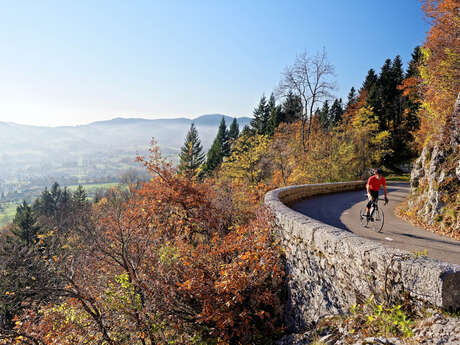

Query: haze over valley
[[0, 114, 250, 204]]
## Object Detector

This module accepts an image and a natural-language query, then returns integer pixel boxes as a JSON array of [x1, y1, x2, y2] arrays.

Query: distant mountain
[[0, 114, 251, 182]]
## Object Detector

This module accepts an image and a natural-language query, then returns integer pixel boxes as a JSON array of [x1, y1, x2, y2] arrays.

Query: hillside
[[0, 114, 250, 205], [0, 114, 250, 181], [402, 0, 459, 238]]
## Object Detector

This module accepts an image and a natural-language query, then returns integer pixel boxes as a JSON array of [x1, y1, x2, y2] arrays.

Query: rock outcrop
[[408, 93, 460, 234]]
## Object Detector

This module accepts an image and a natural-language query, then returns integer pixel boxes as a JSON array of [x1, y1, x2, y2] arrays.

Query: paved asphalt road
[[291, 182, 460, 265]]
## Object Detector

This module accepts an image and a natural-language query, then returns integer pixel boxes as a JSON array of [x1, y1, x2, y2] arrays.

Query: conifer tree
[[282, 91, 302, 123], [406, 46, 422, 78], [228, 118, 240, 141], [203, 117, 229, 174], [391, 55, 404, 86], [250, 95, 271, 135], [241, 124, 253, 137], [319, 100, 330, 129], [329, 98, 344, 126], [268, 105, 284, 136], [361, 69, 378, 91], [178, 123, 205, 177], [347, 87, 357, 108], [267, 93, 276, 112], [217, 117, 230, 157], [72, 185, 88, 209], [12, 201, 40, 246]]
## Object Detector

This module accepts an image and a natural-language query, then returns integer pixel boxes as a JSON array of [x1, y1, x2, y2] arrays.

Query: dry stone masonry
[[265, 182, 460, 333]]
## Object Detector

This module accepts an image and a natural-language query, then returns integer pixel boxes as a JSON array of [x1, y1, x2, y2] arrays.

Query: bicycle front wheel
[[370, 208, 384, 232]]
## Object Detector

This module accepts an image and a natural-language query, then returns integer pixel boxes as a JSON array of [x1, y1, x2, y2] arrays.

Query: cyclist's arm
[[366, 183, 372, 199], [383, 185, 388, 198]]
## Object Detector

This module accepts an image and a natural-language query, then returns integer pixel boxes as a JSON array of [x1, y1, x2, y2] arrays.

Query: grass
[[386, 173, 411, 182], [66, 182, 119, 193], [0, 202, 18, 228]]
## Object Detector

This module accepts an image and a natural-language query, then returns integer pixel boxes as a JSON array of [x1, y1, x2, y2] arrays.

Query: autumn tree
[[220, 134, 271, 185], [350, 106, 392, 177], [417, 0, 460, 146], [3, 142, 285, 345], [277, 48, 336, 151]]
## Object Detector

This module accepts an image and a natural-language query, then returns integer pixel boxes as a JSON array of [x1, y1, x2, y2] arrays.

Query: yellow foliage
[[220, 134, 270, 185]]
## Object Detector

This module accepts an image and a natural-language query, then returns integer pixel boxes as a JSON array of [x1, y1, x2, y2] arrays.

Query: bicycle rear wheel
[[359, 208, 368, 227], [369, 208, 384, 232]]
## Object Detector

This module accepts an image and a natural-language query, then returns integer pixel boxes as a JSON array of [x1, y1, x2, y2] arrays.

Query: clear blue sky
[[0, 0, 428, 127]]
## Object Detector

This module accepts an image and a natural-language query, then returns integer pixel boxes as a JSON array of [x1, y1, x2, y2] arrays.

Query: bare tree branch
[[277, 48, 336, 151]]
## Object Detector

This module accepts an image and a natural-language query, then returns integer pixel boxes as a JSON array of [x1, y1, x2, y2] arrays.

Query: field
[[0, 202, 18, 228], [66, 182, 119, 198]]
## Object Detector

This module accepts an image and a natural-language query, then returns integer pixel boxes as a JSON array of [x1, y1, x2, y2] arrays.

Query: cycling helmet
[[375, 168, 384, 175]]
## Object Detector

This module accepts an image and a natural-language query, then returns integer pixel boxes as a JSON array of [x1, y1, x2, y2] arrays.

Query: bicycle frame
[[369, 199, 379, 216]]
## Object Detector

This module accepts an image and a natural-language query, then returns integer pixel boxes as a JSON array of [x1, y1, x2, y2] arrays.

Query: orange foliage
[[8, 141, 284, 345], [418, 0, 460, 145]]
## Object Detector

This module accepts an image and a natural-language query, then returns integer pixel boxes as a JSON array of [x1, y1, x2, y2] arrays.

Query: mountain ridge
[[0, 113, 252, 183], [0, 114, 251, 129]]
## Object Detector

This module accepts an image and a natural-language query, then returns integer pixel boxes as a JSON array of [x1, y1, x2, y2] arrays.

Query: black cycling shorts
[[367, 190, 379, 208]]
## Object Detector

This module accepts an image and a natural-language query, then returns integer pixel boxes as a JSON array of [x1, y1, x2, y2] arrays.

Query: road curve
[[291, 182, 460, 265]]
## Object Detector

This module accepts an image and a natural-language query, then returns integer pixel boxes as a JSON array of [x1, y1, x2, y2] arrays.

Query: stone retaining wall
[[265, 182, 460, 332]]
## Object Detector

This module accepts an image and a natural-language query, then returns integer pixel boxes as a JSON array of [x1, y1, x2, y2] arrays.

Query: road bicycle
[[359, 196, 385, 232]]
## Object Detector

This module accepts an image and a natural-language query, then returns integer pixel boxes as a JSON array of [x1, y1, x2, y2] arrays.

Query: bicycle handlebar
[[363, 194, 388, 204]]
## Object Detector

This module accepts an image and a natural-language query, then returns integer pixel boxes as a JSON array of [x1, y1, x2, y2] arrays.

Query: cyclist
[[366, 168, 388, 219]]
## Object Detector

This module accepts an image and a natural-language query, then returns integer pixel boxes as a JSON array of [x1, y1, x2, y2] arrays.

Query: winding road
[[291, 182, 460, 265]]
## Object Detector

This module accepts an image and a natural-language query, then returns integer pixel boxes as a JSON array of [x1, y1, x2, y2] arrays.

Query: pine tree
[[347, 87, 357, 109], [178, 123, 205, 177], [241, 125, 253, 136], [329, 99, 344, 126], [72, 185, 88, 209], [361, 69, 378, 91], [228, 118, 239, 141], [12, 201, 40, 246], [268, 105, 284, 135], [391, 55, 404, 86], [34, 187, 55, 217], [319, 100, 330, 129], [217, 117, 230, 157], [267, 93, 276, 113], [204, 141, 222, 175], [251, 95, 271, 135], [203, 117, 229, 174], [391, 48, 422, 165], [282, 91, 302, 123], [406, 46, 422, 78]]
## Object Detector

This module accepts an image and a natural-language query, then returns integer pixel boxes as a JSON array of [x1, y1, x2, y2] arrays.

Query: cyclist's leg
[[367, 190, 379, 217]]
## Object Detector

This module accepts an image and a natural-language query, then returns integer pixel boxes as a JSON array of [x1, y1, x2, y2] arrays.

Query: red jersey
[[367, 175, 386, 191]]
